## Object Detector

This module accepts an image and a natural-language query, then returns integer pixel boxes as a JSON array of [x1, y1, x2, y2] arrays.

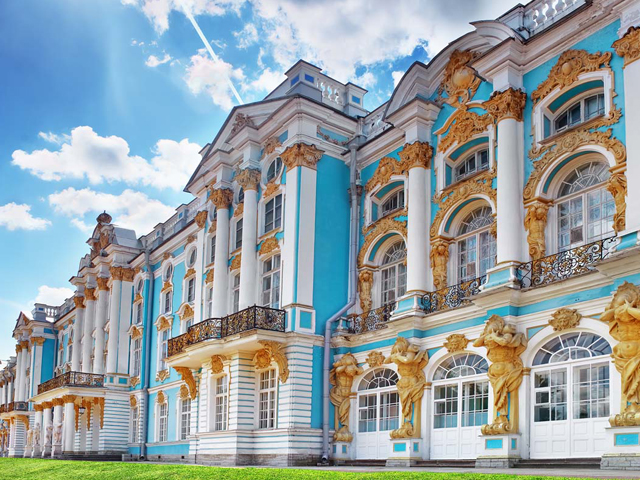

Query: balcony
[[37, 371, 105, 395], [168, 305, 286, 357], [0, 402, 28, 414], [517, 237, 616, 289], [422, 276, 486, 314], [348, 303, 395, 334]]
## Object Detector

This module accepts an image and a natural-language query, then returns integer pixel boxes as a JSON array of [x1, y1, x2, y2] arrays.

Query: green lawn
[[0, 458, 603, 480]]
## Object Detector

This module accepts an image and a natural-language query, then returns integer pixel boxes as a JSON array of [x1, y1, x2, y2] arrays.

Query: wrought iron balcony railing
[[517, 237, 617, 289], [167, 305, 286, 357], [348, 303, 395, 334], [0, 401, 27, 413], [421, 275, 486, 314], [37, 371, 105, 395]]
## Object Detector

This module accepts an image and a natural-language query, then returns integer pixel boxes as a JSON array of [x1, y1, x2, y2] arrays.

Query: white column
[[6, 380, 13, 404], [32, 407, 43, 457], [14, 345, 24, 402], [82, 288, 96, 372], [71, 298, 84, 372], [93, 278, 110, 375], [106, 268, 122, 374], [116, 269, 134, 374], [91, 402, 100, 452], [30, 339, 44, 400], [51, 401, 63, 457], [41, 402, 52, 457], [62, 397, 75, 453], [210, 189, 233, 318], [238, 170, 260, 310]]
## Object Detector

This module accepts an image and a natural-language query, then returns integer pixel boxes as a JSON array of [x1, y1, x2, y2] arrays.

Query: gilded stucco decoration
[[358, 270, 373, 312], [156, 390, 166, 404], [482, 87, 527, 123], [549, 308, 582, 332], [262, 181, 280, 199], [179, 304, 194, 321], [357, 218, 407, 267], [440, 49, 481, 109], [161, 281, 173, 293], [210, 188, 234, 210], [134, 293, 143, 304], [329, 353, 363, 443], [195, 210, 208, 229], [430, 238, 451, 290], [179, 384, 190, 400], [366, 351, 385, 368], [443, 333, 470, 353], [73, 296, 85, 309], [205, 269, 214, 285], [436, 110, 493, 153], [365, 141, 432, 193], [230, 254, 241, 272], [96, 277, 110, 292], [229, 113, 256, 137], [174, 367, 198, 400], [365, 156, 403, 193], [186, 234, 196, 245], [235, 168, 261, 191], [601, 282, 640, 426], [613, 26, 640, 67], [259, 236, 280, 256], [156, 315, 172, 332], [524, 201, 550, 260], [130, 395, 137, 408], [531, 49, 612, 104], [130, 376, 140, 387], [473, 315, 527, 435], [184, 268, 196, 279], [607, 170, 627, 233], [210, 355, 227, 374], [156, 369, 170, 382], [85, 288, 97, 302], [129, 325, 143, 340], [384, 337, 428, 438], [253, 340, 289, 383], [163, 252, 173, 261], [122, 268, 135, 282], [208, 219, 217, 233], [233, 202, 244, 219], [263, 136, 281, 157], [280, 143, 324, 170]]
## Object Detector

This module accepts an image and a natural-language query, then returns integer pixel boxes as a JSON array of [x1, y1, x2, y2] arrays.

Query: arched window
[[556, 161, 614, 252], [186, 248, 197, 268], [164, 264, 173, 282], [380, 189, 404, 218], [266, 157, 282, 182], [357, 369, 399, 434], [533, 332, 611, 366], [553, 93, 604, 135], [433, 353, 489, 380], [456, 206, 496, 282], [380, 241, 407, 304], [358, 368, 399, 391], [454, 148, 489, 183]]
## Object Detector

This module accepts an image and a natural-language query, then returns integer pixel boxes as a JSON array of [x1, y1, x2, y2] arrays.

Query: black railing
[[167, 305, 286, 357], [37, 371, 104, 395], [517, 237, 617, 289], [421, 275, 486, 314], [349, 303, 395, 334], [1, 401, 28, 413]]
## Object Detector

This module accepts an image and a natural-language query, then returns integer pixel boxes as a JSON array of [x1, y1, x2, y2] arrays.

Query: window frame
[[261, 254, 281, 309], [130, 405, 139, 443], [157, 401, 168, 442], [257, 368, 278, 429], [455, 206, 496, 284], [453, 148, 490, 184], [130, 337, 142, 378], [157, 328, 170, 372], [379, 240, 407, 306], [235, 218, 243, 250], [552, 92, 605, 136], [264, 194, 283, 233], [212, 374, 229, 432], [179, 397, 191, 441]]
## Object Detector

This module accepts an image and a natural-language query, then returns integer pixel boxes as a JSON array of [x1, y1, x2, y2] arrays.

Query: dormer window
[[455, 149, 489, 183], [381, 190, 404, 218], [267, 158, 282, 183], [552, 93, 604, 135]]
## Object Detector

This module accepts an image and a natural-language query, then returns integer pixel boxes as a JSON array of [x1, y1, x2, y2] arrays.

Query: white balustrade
[[525, 0, 584, 33]]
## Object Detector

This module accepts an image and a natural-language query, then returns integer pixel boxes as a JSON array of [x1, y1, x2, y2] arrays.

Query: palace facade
[[3, 0, 640, 470]]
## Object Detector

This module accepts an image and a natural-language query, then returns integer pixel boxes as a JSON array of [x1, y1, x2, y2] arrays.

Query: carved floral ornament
[[156, 369, 170, 382], [130, 395, 137, 408], [259, 236, 280, 256], [184, 268, 196, 280], [96, 277, 110, 292], [548, 308, 582, 332], [195, 210, 208, 229], [440, 49, 481, 109], [230, 254, 241, 272], [229, 113, 256, 137], [156, 315, 172, 332], [613, 26, 640, 67], [129, 325, 143, 340], [443, 333, 470, 353], [85, 288, 97, 301], [161, 281, 173, 293], [174, 367, 197, 400], [357, 217, 407, 268], [280, 143, 324, 171], [209, 188, 234, 210], [235, 168, 261, 191], [365, 142, 432, 193], [253, 340, 289, 383], [482, 88, 527, 123], [156, 390, 167, 404], [366, 350, 385, 368], [262, 181, 280, 200], [263, 136, 281, 157], [531, 49, 612, 104], [233, 202, 244, 218], [205, 269, 214, 285], [179, 304, 194, 321], [210, 354, 227, 374], [130, 376, 140, 387], [436, 110, 493, 154]]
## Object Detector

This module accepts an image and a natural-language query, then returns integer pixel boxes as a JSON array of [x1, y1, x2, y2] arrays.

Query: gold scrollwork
[[280, 143, 324, 170], [443, 333, 470, 353], [259, 236, 280, 256], [173, 367, 197, 400], [440, 50, 481, 109], [357, 218, 407, 267], [366, 351, 385, 368], [549, 308, 582, 332], [436, 110, 492, 154], [358, 270, 373, 312], [613, 26, 640, 67], [253, 340, 289, 383]]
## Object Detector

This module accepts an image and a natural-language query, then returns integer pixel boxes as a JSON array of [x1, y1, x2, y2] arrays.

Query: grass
[[0, 458, 606, 480]]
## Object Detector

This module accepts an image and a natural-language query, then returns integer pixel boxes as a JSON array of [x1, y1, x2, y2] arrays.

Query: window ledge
[[539, 113, 605, 146], [260, 227, 283, 241]]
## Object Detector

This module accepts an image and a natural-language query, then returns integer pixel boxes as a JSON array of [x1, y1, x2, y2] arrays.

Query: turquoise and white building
[[3, 0, 640, 469]]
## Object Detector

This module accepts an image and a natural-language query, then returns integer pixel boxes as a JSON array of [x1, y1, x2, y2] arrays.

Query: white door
[[530, 332, 612, 459]]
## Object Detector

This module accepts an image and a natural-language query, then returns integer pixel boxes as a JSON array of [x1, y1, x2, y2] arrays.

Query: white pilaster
[[71, 299, 84, 372], [63, 399, 75, 453], [51, 402, 63, 457], [82, 290, 96, 373], [117, 272, 134, 374], [93, 279, 110, 375], [211, 189, 233, 318], [41, 404, 52, 457], [405, 155, 430, 293], [239, 188, 259, 309], [106, 271, 122, 374]]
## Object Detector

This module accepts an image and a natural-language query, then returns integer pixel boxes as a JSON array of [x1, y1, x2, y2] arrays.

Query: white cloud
[[392, 70, 404, 88], [49, 187, 176, 236], [0, 203, 51, 231], [33, 285, 75, 306], [12, 127, 202, 191], [233, 23, 259, 49], [184, 49, 245, 110], [38, 131, 70, 145], [247, 67, 286, 92], [145, 52, 173, 67]]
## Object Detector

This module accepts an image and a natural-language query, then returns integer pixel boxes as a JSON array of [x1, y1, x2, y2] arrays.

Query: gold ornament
[[607, 170, 627, 233], [210, 355, 227, 374], [174, 366, 197, 400], [233, 202, 244, 218], [430, 238, 451, 290], [208, 220, 217, 233], [230, 254, 241, 271], [259, 236, 280, 256], [109, 266, 124, 281], [531, 50, 611, 104], [130, 325, 143, 340], [253, 340, 289, 383], [96, 277, 110, 291], [613, 26, 640, 67], [85, 288, 97, 301], [262, 181, 280, 199], [179, 384, 190, 400], [183, 268, 196, 279], [235, 168, 261, 191], [130, 376, 140, 387], [179, 304, 194, 321], [366, 351, 385, 368], [358, 270, 373, 312], [398, 141, 432, 170], [130, 395, 137, 408], [156, 369, 170, 382], [229, 113, 255, 137], [263, 136, 281, 156], [358, 218, 407, 267], [524, 202, 550, 260], [384, 337, 428, 438], [195, 210, 208, 229], [122, 268, 135, 282], [73, 296, 85, 309], [210, 188, 234, 210], [205, 269, 214, 285], [482, 88, 527, 123], [601, 282, 640, 426], [473, 315, 527, 435], [329, 353, 363, 443], [443, 333, 470, 353], [437, 110, 493, 153], [441, 50, 481, 109], [156, 315, 172, 332], [280, 143, 324, 170], [156, 391, 166, 404], [549, 308, 582, 332]]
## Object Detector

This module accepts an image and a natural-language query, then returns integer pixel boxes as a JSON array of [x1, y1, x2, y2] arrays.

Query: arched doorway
[[530, 331, 612, 458], [355, 368, 399, 459], [431, 353, 489, 459]]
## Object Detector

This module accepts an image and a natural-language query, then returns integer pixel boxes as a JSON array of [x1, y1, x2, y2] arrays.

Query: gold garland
[[357, 217, 407, 267]]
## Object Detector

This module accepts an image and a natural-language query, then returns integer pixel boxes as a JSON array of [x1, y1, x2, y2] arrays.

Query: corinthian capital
[[109, 266, 124, 281], [210, 188, 234, 210], [85, 288, 97, 301], [235, 168, 261, 191], [483, 87, 527, 123], [613, 26, 640, 67], [280, 143, 323, 170], [73, 296, 85, 309], [96, 277, 110, 291], [399, 141, 432, 170]]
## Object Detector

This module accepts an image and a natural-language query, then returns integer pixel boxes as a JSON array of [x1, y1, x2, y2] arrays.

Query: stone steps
[[515, 458, 601, 469], [60, 454, 123, 462]]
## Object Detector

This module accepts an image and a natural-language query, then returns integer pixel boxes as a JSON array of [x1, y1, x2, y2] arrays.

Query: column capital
[[73, 296, 85, 309], [194, 210, 208, 229], [19, 341, 29, 349], [62, 395, 77, 404], [34, 404, 43, 412], [121, 268, 135, 282], [84, 287, 97, 301], [96, 277, 110, 291], [31, 337, 45, 347], [109, 266, 124, 281], [399, 141, 432, 170], [210, 188, 234, 210], [613, 26, 640, 67], [52, 398, 64, 407], [235, 168, 261, 191], [280, 143, 324, 171], [42, 401, 53, 410], [483, 87, 527, 123]]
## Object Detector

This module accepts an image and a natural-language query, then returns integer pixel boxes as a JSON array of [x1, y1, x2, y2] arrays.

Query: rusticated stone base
[[475, 456, 520, 468], [601, 453, 640, 470]]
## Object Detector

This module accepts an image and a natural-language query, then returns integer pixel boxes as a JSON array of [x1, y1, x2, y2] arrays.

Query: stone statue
[[53, 423, 62, 445], [607, 171, 627, 234], [45, 425, 53, 445], [474, 315, 527, 435], [601, 281, 640, 426], [329, 353, 363, 443], [524, 202, 549, 260], [384, 337, 428, 438], [430, 240, 450, 290], [358, 270, 373, 312], [25, 429, 33, 448], [33, 423, 41, 447]]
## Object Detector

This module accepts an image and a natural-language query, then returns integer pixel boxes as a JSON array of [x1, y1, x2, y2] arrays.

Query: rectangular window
[[258, 369, 277, 429], [214, 375, 228, 431], [187, 278, 195, 303], [164, 291, 172, 314], [130, 406, 139, 443], [454, 149, 489, 183], [461, 381, 489, 427], [205, 286, 213, 318], [381, 191, 404, 217], [358, 394, 378, 433], [232, 275, 240, 313], [235, 219, 243, 250], [573, 363, 610, 419], [262, 255, 281, 308], [434, 384, 458, 429], [180, 398, 191, 440], [135, 302, 143, 325], [131, 338, 141, 377], [379, 392, 399, 431], [534, 369, 568, 422], [209, 236, 216, 264], [158, 403, 168, 442], [158, 329, 169, 371], [264, 195, 283, 232]]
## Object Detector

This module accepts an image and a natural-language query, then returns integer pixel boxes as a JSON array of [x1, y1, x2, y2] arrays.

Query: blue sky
[[0, 0, 515, 361]]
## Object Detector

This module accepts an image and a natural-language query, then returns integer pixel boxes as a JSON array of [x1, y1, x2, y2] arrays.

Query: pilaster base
[[23, 446, 32, 458], [482, 262, 520, 291], [601, 425, 640, 470], [8, 448, 24, 458], [386, 438, 423, 467], [475, 433, 521, 468], [32, 446, 41, 458], [331, 441, 351, 463], [51, 444, 62, 458], [41, 445, 51, 457]]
